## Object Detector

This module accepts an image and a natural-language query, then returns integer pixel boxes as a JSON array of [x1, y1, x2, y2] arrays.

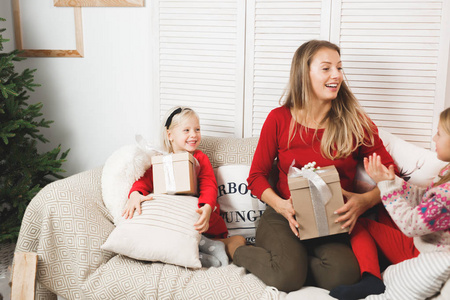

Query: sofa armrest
[[15, 167, 115, 299]]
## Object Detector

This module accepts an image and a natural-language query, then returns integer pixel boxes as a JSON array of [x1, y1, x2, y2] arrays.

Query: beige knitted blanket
[[15, 167, 279, 300]]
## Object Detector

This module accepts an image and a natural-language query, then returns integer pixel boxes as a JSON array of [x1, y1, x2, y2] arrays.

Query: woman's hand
[[195, 204, 212, 233], [122, 191, 153, 219], [261, 188, 300, 237], [334, 188, 378, 233], [274, 197, 300, 237], [364, 153, 396, 184]]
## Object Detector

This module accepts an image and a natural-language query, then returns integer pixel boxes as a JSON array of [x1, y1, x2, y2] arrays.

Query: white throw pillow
[[353, 129, 447, 194], [102, 137, 162, 224], [101, 194, 202, 269], [378, 129, 447, 188], [214, 165, 266, 244]]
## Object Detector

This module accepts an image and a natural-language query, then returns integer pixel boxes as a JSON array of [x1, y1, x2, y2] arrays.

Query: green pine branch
[[0, 18, 70, 243]]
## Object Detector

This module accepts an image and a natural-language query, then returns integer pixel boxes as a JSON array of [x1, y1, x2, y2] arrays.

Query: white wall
[[1, 2, 157, 176]]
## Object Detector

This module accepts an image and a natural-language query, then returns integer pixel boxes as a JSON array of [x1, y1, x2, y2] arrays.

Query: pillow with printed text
[[214, 164, 266, 244]]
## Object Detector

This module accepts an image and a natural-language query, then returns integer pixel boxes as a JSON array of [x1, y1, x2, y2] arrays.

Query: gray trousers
[[233, 205, 360, 292]]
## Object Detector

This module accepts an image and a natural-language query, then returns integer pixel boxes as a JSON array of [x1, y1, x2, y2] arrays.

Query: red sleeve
[[194, 151, 218, 210], [128, 166, 154, 198], [247, 109, 279, 200]]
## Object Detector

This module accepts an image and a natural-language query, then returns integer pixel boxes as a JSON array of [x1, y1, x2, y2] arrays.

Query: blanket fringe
[[263, 286, 280, 300]]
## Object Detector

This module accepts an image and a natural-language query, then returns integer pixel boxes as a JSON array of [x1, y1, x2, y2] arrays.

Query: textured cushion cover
[[198, 136, 259, 168], [101, 194, 202, 269], [16, 168, 279, 299]]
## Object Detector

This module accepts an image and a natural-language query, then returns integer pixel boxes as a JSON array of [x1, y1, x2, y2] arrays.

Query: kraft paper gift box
[[288, 165, 348, 240], [151, 152, 198, 195]]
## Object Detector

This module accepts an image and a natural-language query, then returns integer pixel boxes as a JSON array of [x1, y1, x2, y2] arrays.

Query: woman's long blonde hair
[[282, 40, 375, 160], [434, 107, 450, 186]]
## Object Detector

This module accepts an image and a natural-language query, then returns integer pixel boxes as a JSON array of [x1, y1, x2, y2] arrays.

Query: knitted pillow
[[101, 194, 202, 269], [366, 251, 450, 300]]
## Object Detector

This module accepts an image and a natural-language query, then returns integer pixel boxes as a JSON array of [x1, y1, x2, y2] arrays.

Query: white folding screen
[[244, 0, 330, 137], [153, 0, 450, 147], [332, 0, 450, 149], [152, 0, 245, 137]]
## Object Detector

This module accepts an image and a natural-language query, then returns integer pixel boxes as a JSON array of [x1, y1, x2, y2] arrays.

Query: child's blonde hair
[[282, 40, 376, 159], [161, 106, 199, 153], [434, 107, 450, 186]]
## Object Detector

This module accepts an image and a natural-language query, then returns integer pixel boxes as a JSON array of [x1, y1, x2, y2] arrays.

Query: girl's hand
[[364, 153, 395, 184], [122, 191, 153, 219], [334, 189, 373, 233], [195, 204, 212, 233], [274, 197, 300, 237]]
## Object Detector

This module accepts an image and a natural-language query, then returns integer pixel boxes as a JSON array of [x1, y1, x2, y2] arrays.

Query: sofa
[[15, 130, 450, 300]]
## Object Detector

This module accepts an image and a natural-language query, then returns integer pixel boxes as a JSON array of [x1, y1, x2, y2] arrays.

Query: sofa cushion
[[102, 141, 158, 224], [198, 136, 259, 168], [101, 194, 202, 269], [366, 251, 450, 300], [378, 129, 447, 187], [215, 164, 266, 243], [353, 129, 447, 193]]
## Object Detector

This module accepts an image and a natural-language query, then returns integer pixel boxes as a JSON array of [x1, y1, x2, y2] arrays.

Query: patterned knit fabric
[[15, 167, 280, 300], [377, 165, 450, 253]]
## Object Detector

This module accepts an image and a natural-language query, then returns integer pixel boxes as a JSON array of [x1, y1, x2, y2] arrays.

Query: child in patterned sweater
[[362, 107, 450, 267]]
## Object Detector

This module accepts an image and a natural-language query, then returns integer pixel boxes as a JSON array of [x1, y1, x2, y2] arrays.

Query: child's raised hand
[[122, 191, 153, 219], [364, 153, 395, 183], [194, 204, 212, 233]]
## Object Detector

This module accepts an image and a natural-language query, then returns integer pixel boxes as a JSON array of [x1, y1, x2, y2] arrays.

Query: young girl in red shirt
[[122, 106, 245, 267]]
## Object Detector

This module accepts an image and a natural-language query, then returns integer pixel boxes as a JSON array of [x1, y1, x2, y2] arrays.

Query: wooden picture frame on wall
[[12, 0, 84, 57], [54, 0, 144, 7]]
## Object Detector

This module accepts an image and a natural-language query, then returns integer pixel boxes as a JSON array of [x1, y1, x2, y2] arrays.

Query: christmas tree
[[0, 18, 69, 243]]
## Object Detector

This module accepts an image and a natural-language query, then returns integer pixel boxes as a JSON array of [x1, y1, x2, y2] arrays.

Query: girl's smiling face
[[433, 121, 450, 162], [168, 115, 201, 153], [308, 47, 343, 102]]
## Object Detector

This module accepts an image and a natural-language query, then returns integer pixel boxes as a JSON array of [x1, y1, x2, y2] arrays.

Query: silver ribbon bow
[[300, 169, 332, 237], [163, 155, 177, 194]]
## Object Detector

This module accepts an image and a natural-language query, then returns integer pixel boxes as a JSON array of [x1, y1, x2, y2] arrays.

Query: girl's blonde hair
[[161, 106, 199, 153], [434, 107, 450, 186], [282, 40, 376, 159]]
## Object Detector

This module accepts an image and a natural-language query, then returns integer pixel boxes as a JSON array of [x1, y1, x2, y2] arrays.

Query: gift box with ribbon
[[151, 152, 198, 195], [288, 164, 348, 240]]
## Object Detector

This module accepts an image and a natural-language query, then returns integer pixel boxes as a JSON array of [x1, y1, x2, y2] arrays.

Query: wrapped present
[[288, 163, 348, 240], [151, 152, 198, 195]]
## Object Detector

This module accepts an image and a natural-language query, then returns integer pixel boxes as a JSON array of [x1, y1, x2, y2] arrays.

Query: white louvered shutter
[[244, 0, 331, 137], [334, 0, 450, 149], [153, 0, 245, 137]]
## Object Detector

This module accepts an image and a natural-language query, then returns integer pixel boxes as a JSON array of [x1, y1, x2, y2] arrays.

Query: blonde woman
[[233, 40, 397, 299]]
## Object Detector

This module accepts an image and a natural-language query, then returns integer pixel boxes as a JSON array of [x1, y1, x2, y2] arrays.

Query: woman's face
[[308, 47, 343, 103]]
